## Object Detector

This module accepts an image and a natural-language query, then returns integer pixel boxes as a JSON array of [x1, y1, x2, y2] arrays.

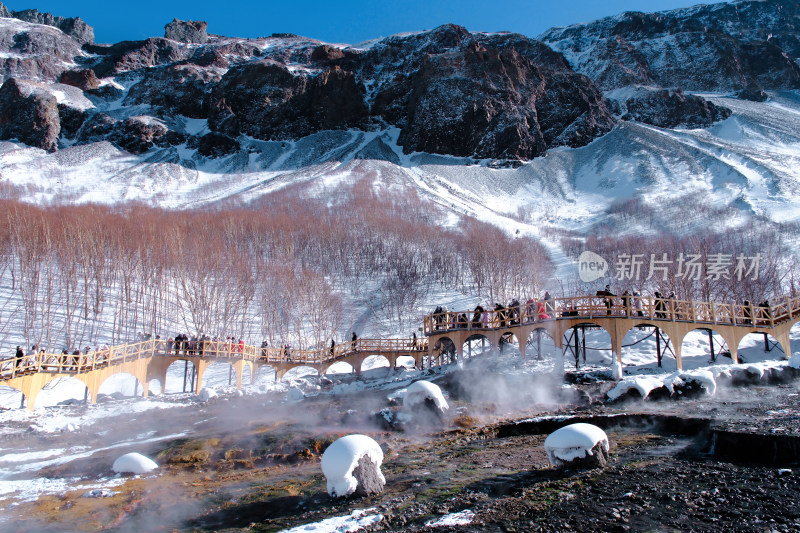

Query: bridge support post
[[232, 360, 245, 389], [778, 330, 792, 360]]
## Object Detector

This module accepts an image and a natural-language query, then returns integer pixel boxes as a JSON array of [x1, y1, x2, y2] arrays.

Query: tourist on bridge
[[494, 303, 506, 328], [433, 306, 444, 330], [472, 305, 484, 329], [261, 340, 269, 358], [525, 299, 535, 323], [352, 331, 358, 350], [412, 331, 417, 349], [743, 300, 753, 325], [543, 291, 555, 315], [654, 291, 666, 319], [622, 290, 631, 316], [509, 299, 521, 326], [536, 300, 550, 321], [759, 300, 771, 325], [14, 346, 23, 371], [634, 291, 644, 317], [330, 339, 335, 357]]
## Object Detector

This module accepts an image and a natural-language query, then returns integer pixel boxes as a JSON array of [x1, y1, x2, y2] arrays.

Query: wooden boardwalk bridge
[[0, 338, 427, 410], [424, 294, 800, 369], [1, 294, 799, 409]]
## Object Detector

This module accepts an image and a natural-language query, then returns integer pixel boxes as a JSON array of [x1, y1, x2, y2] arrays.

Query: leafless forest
[[0, 182, 552, 352]]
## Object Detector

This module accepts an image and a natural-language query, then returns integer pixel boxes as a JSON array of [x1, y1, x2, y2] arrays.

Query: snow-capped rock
[[112, 452, 158, 474], [544, 423, 609, 469], [285, 387, 305, 402], [404, 380, 449, 413], [321, 434, 385, 497], [197, 388, 217, 402]]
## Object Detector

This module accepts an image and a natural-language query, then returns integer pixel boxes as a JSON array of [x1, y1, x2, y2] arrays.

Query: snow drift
[[112, 452, 158, 474]]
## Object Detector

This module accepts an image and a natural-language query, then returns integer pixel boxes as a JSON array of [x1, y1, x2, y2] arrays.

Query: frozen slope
[[1, 94, 799, 230]]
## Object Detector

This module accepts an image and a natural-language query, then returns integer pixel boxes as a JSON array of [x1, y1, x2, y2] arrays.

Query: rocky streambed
[[2, 363, 800, 532]]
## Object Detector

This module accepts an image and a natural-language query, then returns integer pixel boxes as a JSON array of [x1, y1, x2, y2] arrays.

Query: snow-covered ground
[[0, 320, 795, 511]]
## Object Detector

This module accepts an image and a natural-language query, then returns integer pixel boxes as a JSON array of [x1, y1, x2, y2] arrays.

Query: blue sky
[[4, 0, 726, 44]]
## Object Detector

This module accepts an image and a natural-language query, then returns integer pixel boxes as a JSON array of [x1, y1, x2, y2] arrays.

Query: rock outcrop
[[59, 69, 100, 91], [0, 16, 85, 83], [362, 25, 615, 159], [164, 19, 208, 44], [208, 60, 369, 140], [618, 88, 732, 129], [540, 0, 800, 92], [0, 77, 60, 150], [0, 3, 93, 44], [0, 1, 795, 159]]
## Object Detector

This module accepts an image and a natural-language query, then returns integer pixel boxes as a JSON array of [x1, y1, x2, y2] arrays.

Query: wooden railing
[[423, 294, 800, 335], [3, 293, 798, 382], [0, 336, 428, 381]]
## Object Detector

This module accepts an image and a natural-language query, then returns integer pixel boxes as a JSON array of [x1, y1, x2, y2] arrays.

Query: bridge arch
[[325, 361, 356, 375], [35, 375, 92, 409], [561, 323, 614, 370], [525, 328, 560, 372], [395, 355, 417, 369], [679, 327, 734, 368], [252, 364, 278, 385], [162, 359, 200, 393], [282, 365, 321, 381], [432, 336, 457, 366], [200, 361, 238, 389], [621, 323, 677, 371], [0, 385, 26, 409], [360, 355, 391, 372], [98, 372, 145, 400], [498, 330, 521, 355], [463, 333, 492, 360], [736, 332, 784, 363]]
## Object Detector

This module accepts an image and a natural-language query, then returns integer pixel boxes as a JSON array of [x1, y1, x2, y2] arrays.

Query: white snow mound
[[544, 423, 609, 466], [321, 434, 385, 498], [611, 361, 623, 381], [403, 380, 449, 411], [285, 387, 305, 402], [112, 452, 158, 474], [198, 388, 217, 402], [607, 375, 664, 401]]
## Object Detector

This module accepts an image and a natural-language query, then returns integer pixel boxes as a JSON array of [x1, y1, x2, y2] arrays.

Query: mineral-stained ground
[[3, 366, 800, 532]]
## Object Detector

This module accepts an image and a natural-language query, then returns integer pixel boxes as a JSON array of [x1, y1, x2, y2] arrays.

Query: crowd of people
[[431, 292, 557, 330], [430, 288, 777, 330]]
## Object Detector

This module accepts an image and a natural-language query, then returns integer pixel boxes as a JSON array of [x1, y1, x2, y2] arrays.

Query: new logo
[[578, 251, 608, 283]]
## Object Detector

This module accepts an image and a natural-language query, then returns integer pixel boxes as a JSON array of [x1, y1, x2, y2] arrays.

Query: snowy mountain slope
[[2, 90, 799, 228]]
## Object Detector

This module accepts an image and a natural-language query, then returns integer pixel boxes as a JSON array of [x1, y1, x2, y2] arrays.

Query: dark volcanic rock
[[0, 78, 60, 150], [2, 5, 93, 44], [59, 68, 100, 90], [621, 88, 732, 128], [112, 116, 168, 155], [738, 86, 768, 102], [76, 112, 116, 143], [58, 103, 87, 139], [209, 60, 368, 140], [189, 41, 262, 68], [540, 0, 800, 91], [196, 132, 239, 157], [0, 18, 84, 82], [164, 19, 208, 44], [87, 38, 191, 78], [125, 64, 219, 118], [368, 25, 615, 159], [351, 454, 385, 496]]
